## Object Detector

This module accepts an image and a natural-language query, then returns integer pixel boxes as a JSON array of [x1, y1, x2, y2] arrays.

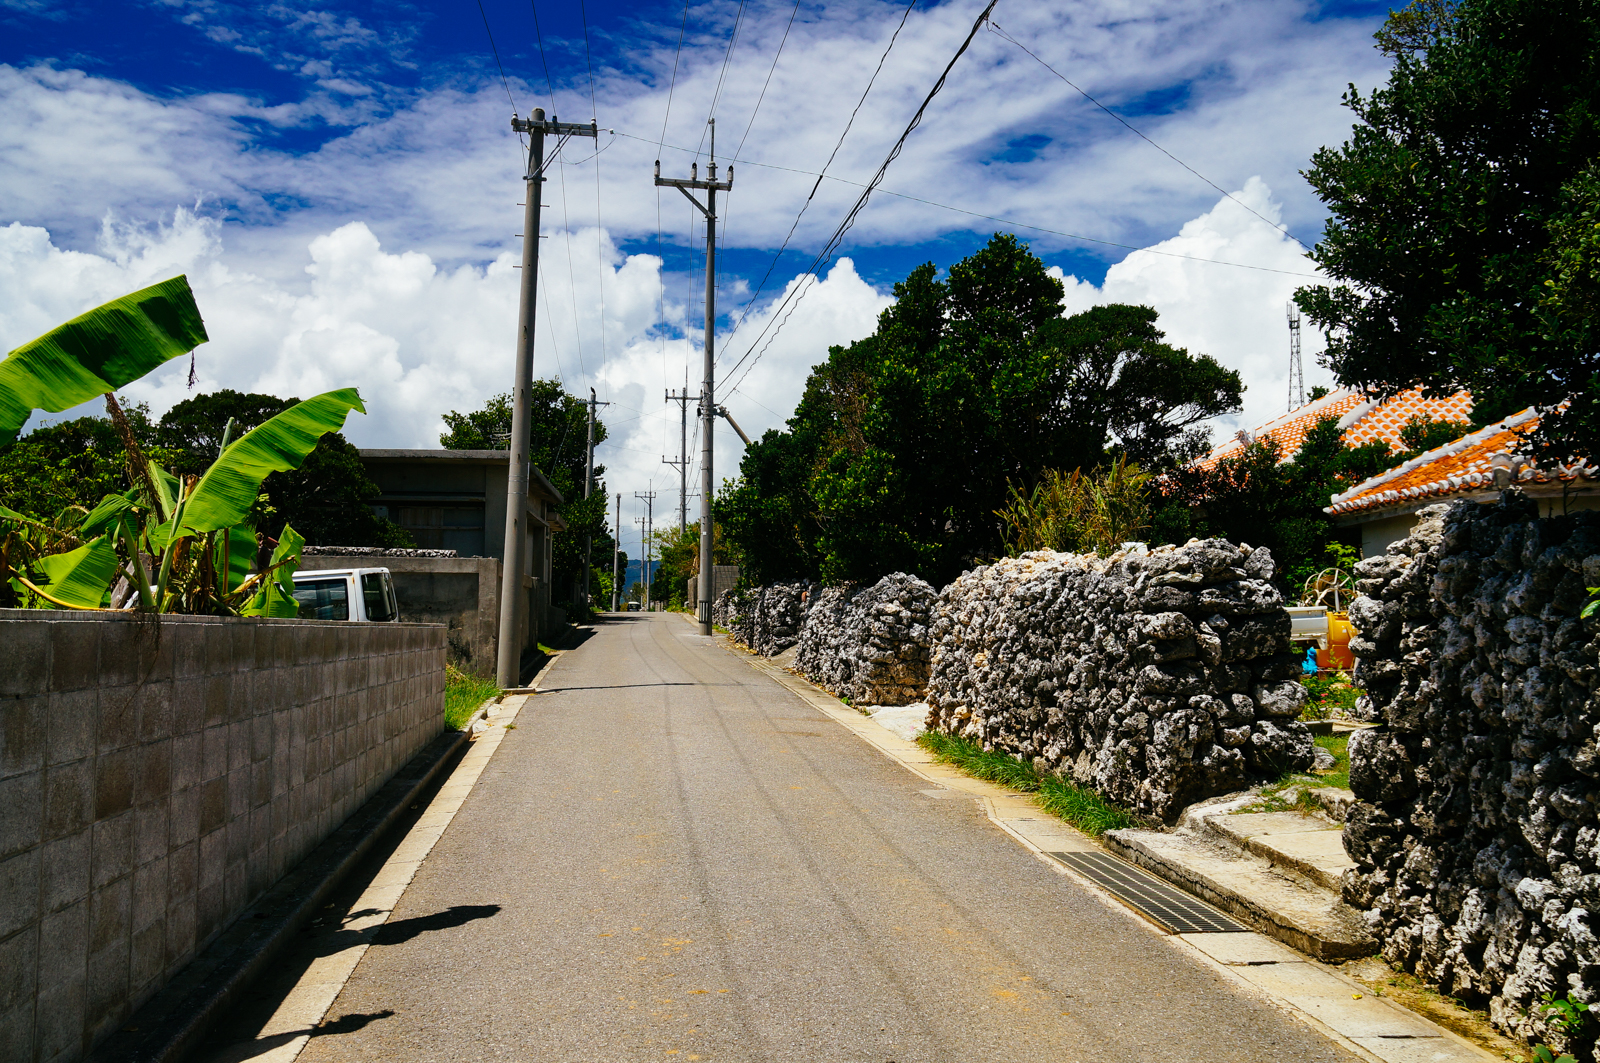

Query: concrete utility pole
[[655, 119, 732, 636], [634, 490, 656, 608], [612, 492, 621, 612], [665, 379, 692, 531], [497, 108, 597, 689], [581, 387, 611, 614]]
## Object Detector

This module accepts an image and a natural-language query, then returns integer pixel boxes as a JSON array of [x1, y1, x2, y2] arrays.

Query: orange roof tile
[[1326, 408, 1600, 517], [1195, 387, 1474, 472]]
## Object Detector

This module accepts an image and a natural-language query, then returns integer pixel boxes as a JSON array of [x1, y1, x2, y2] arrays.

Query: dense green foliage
[[646, 521, 735, 606], [1295, 0, 1600, 461], [0, 403, 165, 526], [438, 382, 615, 611], [718, 235, 1242, 587]]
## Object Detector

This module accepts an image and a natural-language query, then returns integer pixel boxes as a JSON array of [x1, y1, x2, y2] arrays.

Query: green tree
[[155, 389, 411, 548], [1151, 416, 1396, 592], [718, 234, 1242, 587], [0, 401, 165, 524], [438, 383, 615, 611], [1294, 0, 1600, 462]]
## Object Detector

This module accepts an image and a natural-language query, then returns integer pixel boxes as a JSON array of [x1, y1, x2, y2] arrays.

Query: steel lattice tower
[[1286, 301, 1304, 411]]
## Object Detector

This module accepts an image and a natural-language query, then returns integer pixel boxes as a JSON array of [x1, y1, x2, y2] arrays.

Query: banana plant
[[101, 390, 363, 614], [0, 275, 369, 617]]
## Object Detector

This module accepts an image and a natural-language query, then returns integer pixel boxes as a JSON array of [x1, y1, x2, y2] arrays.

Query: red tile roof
[[1195, 387, 1475, 472], [1326, 407, 1600, 517]]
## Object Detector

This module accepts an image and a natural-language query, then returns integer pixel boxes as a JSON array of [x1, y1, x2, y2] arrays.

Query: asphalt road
[[293, 612, 1358, 1062]]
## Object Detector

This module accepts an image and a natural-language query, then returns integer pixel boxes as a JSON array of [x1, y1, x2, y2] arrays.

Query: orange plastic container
[[1325, 611, 1355, 671]]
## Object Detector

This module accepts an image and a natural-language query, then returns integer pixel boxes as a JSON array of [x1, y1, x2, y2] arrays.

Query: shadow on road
[[206, 1010, 395, 1062], [300, 904, 504, 957]]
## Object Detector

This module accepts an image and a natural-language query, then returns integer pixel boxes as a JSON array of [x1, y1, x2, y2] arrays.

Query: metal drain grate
[[1046, 851, 1246, 933]]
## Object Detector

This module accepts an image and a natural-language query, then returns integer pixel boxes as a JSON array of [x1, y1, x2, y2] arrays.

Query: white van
[[290, 567, 399, 622]]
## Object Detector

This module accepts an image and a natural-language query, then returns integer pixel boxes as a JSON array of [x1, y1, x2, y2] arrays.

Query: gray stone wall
[[792, 574, 936, 706], [1342, 493, 1600, 1053], [713, 583, 814, 658], [0, 610, 446, 1063], [925, 542, 1313, 821]]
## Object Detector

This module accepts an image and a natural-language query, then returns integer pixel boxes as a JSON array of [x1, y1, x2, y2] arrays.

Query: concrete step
[[1105, 827, 1376, 962], [1205, 811, 1356, 891]]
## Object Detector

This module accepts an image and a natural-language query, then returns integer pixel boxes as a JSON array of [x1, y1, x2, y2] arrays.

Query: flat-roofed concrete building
[[299, 449, 565, 679]]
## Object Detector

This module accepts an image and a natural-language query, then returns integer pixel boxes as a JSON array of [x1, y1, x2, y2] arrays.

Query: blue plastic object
[[1302, 646, 1319, 674]]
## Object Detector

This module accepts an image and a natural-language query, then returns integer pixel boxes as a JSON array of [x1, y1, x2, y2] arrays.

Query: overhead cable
[[615, 128, 1318, 277], [475, 0, 520, 115], [722, 0, 1002, 397], [734, 0, 803, 161], [579, 0, 611, 404], [716, 0, 921, 362], [985, 18, 1309, 251]]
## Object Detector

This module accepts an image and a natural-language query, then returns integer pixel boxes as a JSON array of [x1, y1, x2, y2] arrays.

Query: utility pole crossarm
[[652, 160, 734, 194], [512, 116, 600, 138]]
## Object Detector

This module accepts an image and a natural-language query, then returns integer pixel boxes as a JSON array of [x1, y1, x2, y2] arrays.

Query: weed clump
[[916, 731, 1136, 836]]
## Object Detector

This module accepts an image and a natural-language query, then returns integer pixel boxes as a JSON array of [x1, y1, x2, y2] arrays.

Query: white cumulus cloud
[[1052, 177, 1333, 439]]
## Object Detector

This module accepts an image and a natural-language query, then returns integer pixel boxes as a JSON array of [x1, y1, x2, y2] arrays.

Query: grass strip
[[444, 663, 501, 731], [916, 731, 1136, 837]]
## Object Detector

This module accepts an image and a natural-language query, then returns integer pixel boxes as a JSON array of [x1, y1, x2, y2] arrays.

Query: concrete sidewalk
[[207, 612, 1373, 1062]]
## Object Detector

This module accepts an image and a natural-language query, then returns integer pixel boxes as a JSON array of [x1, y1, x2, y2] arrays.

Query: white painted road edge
[[717, 630, 1497, 1063]]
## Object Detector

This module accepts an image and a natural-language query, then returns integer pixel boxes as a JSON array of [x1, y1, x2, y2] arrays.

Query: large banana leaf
[[239, 523, 304, 617], [0, 276, 208, 446], [179, 390, 364, 535], [79, 491, 139, 538], [17, 534, 119, 609], [270, 522, 304, 595]]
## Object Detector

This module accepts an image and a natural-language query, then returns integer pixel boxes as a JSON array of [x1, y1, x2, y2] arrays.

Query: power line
[[656, 0, 692, 445], [985, 18, 1309, 251], [617, 127, 1318, 277], [475, 0, 520, 115], [713, 0, 805, 334], [734, 0, 802, 162], [579, 0, 611, 406], [715, 0, 920, 362], [708, 1, 748, 123], [658, 0, 691, 152], [723, 0, 1002, 396]]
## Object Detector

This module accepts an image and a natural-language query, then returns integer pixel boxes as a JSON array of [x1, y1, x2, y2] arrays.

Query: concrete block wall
[[0, 610, 446, 1063]]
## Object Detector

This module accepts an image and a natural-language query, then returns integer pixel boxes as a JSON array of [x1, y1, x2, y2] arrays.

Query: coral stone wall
[[1343, 493, 1600, 1052], [712, 583, 812, 657], [791, 574, 936, 706], [924, 542, 1314, 821]]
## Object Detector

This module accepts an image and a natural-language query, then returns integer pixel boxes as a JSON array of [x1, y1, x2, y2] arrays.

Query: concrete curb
[[712, 625, 1498, 1063], [89, 723, 476, 1063]]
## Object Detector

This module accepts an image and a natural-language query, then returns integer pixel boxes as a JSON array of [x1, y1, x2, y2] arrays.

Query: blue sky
[[1, 0, 1398, 557]]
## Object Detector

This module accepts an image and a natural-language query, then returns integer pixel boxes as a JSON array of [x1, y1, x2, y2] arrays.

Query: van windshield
[[361, 573, 397, 622], [293, 578, 349, 621]]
